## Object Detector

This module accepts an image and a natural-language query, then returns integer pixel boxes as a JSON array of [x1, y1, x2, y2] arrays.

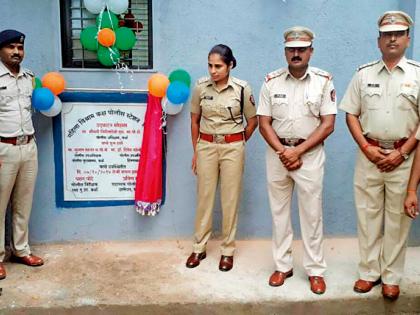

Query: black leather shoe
[[186, 252, 206, 268], [219, 255, 233, 272]]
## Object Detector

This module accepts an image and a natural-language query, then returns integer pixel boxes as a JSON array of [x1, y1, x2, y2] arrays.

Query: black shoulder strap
[[240, 86, 244, 116]]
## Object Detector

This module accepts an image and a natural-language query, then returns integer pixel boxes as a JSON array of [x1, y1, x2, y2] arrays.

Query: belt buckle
[[285, 138, 299, 146], [378, 140, 394, 150], [214, 134, 225, 144], [16, 135, 27, 145]]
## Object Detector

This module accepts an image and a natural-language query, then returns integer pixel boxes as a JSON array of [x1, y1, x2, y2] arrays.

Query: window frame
[[59, 0, 153, 70]]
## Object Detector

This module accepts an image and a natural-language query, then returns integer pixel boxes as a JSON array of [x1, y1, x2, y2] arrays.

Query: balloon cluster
[[80, 0, 137, 67], [32, 72, 67, 117], [148, 69, 191, 115]]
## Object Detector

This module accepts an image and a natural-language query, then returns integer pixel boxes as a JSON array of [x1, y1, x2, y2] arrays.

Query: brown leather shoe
[[353, 278, 381, 293], [11, 254, 44, 267], [0, 263, 6, 280], [309, 276, 326, 294], [382, 284, 400, 300], [219, 255, 233, 272], [268, 269, 293, 287], [186, 252, 206, 268]]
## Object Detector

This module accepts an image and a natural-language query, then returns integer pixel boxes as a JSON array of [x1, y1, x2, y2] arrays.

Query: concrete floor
[[0, 238, 419, 315]]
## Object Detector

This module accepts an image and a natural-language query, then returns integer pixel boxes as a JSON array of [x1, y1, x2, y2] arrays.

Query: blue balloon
[[32, 88, 55, 111], [166, 81, 190, 105]]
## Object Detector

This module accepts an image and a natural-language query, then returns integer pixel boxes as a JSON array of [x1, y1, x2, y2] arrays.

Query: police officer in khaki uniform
[[186, 44, 257, 271], [0, 29, 44, 280], [340, 11, 419, 300], [404, 126, 420, 219], [258, 27, 336, 294]]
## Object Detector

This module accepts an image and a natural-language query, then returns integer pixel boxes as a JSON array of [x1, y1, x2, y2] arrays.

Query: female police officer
[[185, 44, 257, 271]]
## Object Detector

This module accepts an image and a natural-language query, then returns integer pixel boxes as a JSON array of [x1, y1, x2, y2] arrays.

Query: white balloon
[[41, 96, 62, 117], [84, 0, 106, 14], [106, 0, 129, 14], [162, 97, 184, 115]]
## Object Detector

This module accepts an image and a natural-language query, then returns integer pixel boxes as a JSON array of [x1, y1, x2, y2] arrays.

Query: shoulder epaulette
[[23, 68, 34, 77], [265, 68, 286, 82], [310, 67, 332, 80], [357, 60, 380, 72], [196, 76, 211, 85], [231, 77, 247, 88], [407, 59, 420, 68]]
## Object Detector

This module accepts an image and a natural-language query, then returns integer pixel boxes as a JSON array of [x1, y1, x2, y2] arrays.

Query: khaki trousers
[[192, 139, 245, 256], [0, 139, 38, 261], [266, 145, 326, 276], [354, 150, 413, 285]]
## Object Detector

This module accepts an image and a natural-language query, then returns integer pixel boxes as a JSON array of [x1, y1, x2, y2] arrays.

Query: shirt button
[[386, 111, 390, 114]]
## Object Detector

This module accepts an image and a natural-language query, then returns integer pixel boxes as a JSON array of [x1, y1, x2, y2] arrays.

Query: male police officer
[[0, 29, 44, 280], [340, 11, 419, 300], [258, 26, 336, 294]]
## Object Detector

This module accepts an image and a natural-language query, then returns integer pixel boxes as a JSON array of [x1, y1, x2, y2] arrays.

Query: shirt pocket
[[361, 86, 382, 110], [398, 85, 418, 110], [271, 94, 288, 118], [303, 93, 322, 117], [224, 96, 242, 117], [200, 99, 218, 117]]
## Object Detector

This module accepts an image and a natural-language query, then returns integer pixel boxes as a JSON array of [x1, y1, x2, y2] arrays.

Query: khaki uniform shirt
[[0, 61, 35, 137], [257, 67, 337, 139], [190, 76, 256, 134], [339, 57, 420, 140], [416, 125, 420, 140]]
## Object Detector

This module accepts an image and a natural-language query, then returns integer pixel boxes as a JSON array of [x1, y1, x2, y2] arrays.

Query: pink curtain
[[135, 94, 163, 216]]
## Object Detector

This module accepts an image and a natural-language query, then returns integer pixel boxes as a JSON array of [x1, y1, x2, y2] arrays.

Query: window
[[60, 0, 152, 69]]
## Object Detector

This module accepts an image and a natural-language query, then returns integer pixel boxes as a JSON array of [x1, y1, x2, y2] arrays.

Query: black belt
[[0, 135, 34, 145], [279, 137, 305, 146]]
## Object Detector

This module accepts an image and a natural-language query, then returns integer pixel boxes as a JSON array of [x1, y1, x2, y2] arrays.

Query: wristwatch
[[398, 148, 409, 160]]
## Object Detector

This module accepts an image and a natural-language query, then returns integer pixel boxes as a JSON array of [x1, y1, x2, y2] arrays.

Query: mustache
[[11, 54, 21, 58], [291, 56, 302, 61]]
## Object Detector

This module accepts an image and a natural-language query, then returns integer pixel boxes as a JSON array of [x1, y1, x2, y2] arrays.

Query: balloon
[[84, 0, 106, 14], [97, 45, 120, 66], [166, 81, 190, 104], [106, 0, 129, 14], [34, 77, 42, 89], [80, 26, 98, 51], [41, 96, 62, 117], [42, 72, 66, 95], [97, 28, 116, 47], [148, 73, 170, 98], [96, 10, 119, 29], [169, 69, 191, 87], [162, 97, 184, 115], [115, 27, 136, 50], [32, 88, 55, 111]]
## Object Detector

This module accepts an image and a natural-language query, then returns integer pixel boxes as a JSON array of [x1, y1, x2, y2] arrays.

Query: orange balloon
[[97, 28, 116, 47], [148, 73, 170, 97], [42, 72, 66, 95]]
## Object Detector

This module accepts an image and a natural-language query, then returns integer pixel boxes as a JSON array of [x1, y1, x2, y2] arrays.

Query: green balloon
[[80, 26, 98, 51], [169, 69, 191, 87], [115, 27, 136, 51], [34, 77, 42, 89], [97, 46, 120, 67], [96, 10, 119, 29]]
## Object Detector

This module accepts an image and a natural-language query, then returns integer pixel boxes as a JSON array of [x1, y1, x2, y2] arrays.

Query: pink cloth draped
[[135, 94, 163, 216]]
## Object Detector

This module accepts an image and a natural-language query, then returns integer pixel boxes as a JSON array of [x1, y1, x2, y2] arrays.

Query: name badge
[[0, 86, 6, 90], [367, 83, 380, 88], [274, 94, 286, 98], [203, 95, 213, 100]]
